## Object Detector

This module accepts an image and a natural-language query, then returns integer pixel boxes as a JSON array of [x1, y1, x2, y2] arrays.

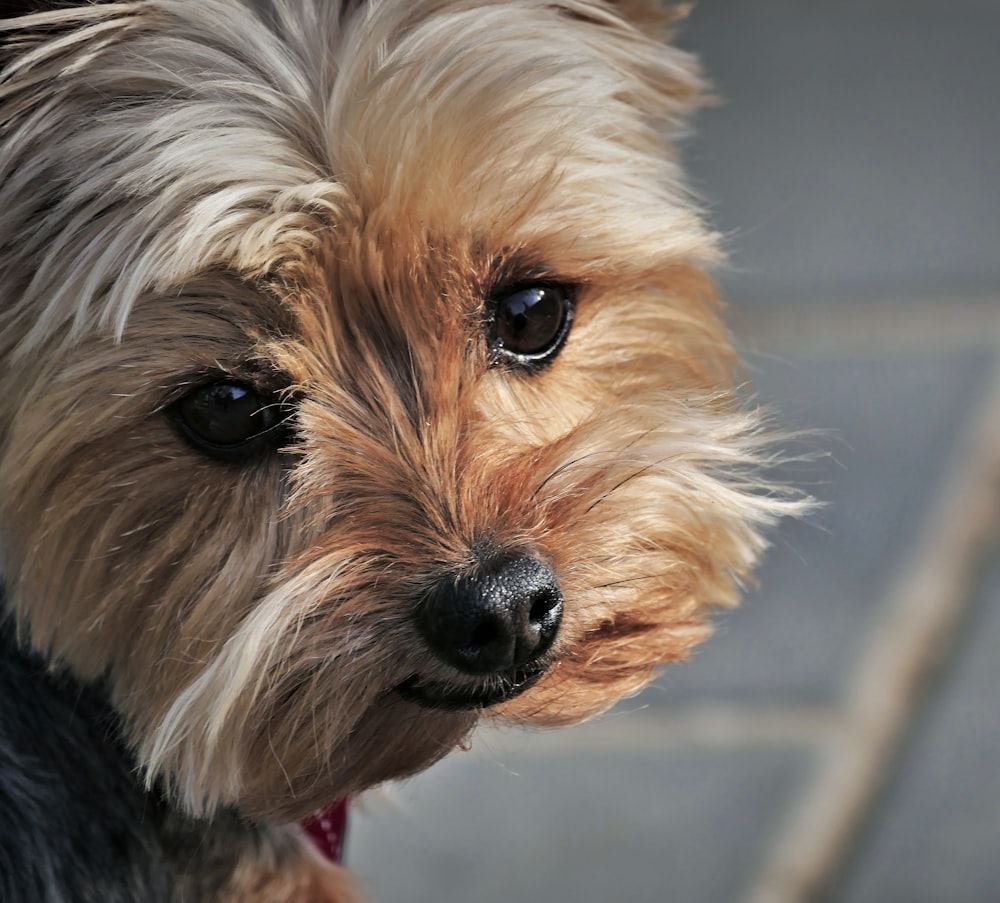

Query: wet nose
[[416, 555, 563, 675]]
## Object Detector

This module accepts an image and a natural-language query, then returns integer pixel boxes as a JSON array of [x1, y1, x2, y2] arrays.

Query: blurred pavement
[[348, 3, 1000, 901]]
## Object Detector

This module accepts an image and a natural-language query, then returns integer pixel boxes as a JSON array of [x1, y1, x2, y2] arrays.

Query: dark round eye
[[171, 381, 289, 461], [489, 285, 574, 370]]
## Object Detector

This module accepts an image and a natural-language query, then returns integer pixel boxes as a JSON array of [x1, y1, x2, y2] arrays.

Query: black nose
[[416, 555, 563, 675]]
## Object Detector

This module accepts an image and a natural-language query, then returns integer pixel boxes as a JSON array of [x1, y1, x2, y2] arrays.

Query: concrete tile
[[680, 1, 1000, 305], [640, 346, 996, 707], [838, 547, 1000, 903], [347, 738, 811, 903]]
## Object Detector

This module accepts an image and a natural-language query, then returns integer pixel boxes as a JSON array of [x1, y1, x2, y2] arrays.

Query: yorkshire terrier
[[0, 1, 795, 900]]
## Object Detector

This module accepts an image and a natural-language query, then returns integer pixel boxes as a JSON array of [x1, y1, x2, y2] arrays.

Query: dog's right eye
[[171, 381, 289, 462], [487, 284, 575, 372]]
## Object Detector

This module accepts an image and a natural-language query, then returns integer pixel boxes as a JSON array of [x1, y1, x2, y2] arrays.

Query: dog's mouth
[[396, 666, 546, 712]]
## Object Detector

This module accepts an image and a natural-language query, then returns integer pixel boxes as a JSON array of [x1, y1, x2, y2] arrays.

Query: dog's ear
[[549, 0, 704, 115], [0, 0, 117, 71], [1, 0, 121, 19], [555, 0, 689, 35], [1, 0, 62, 18], [607, 0, 689, 30]]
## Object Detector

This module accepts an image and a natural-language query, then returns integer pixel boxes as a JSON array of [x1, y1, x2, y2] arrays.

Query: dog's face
[[0, 0, 787, 821]]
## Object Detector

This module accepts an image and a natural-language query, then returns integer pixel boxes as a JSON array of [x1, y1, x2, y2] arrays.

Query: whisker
[[595, 570, 677, 590], [584, 461, 660, 514]]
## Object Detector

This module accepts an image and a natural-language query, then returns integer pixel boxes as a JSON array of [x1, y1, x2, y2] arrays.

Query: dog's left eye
[[171, 381, 289, 461], [488, 285, 575, 371]]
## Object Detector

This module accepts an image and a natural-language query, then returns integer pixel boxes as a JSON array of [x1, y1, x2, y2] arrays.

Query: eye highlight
[[171, 380, 291, 462], [487, 284, 575, 371]]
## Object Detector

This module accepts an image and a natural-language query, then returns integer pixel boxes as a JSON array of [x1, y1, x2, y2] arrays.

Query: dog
[[0, 1, 797, 900]]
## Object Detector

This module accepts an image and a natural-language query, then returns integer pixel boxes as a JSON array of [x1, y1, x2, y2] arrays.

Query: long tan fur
[[0, 0, 798, 848]]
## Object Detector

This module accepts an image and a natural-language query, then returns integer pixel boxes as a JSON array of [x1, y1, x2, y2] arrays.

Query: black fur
[[0, 606, 276, 902]]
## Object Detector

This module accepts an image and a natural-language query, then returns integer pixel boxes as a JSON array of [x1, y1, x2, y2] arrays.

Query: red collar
[[300, 799, 350, 863]]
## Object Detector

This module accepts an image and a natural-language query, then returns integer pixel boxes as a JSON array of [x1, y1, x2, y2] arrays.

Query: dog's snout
[[417, 555, 563, 675]]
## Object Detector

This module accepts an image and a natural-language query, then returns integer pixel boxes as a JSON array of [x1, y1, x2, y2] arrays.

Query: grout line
[[734, 294, 1000, 354], [473, 704, 842, 758], [743, 351, 1000, 903]]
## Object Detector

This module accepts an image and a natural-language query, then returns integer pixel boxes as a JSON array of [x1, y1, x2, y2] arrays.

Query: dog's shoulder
[[0, 612, 171, 902]]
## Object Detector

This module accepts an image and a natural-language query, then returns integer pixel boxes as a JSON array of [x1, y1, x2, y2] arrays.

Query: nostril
[[469, 617, 500, 650], [416, 554, 563, 676], [529, 590, 560, 627]]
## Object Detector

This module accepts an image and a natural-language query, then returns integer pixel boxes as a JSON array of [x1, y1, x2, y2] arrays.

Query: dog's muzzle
[[398, 554, 563, 711]]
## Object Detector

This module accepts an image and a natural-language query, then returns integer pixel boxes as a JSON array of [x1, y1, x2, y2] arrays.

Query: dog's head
[[0, 0, 792, 820]]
